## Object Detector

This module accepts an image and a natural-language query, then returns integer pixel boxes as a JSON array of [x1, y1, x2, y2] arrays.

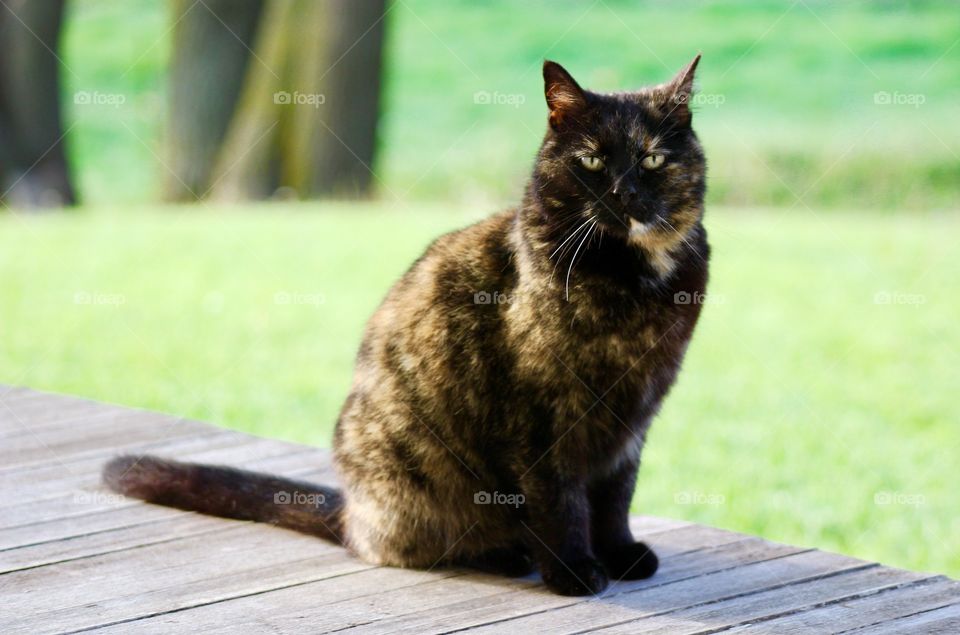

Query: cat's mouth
[[618, 210, 664, 235], [594, 202, 668, 239], [627, 217, 655, 240]]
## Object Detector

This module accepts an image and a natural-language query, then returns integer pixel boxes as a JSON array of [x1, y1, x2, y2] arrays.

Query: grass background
[[4, 204, 957, 577], [2, 0, 958, 578], [62, 0, 960, 209]]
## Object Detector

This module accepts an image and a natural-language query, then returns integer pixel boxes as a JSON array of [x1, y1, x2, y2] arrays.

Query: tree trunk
[[165, 0, 264, 201], [205, 0, 388, 201], [291, 0, 386, 198], [0, 0, 75, 210], [206, 0, 297, 201]]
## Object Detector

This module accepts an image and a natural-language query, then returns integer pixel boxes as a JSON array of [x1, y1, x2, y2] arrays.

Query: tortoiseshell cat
[[105, 55, 709, 596]]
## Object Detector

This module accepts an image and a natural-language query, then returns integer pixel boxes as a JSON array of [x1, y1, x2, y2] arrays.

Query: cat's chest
[[550, 270, 705, 414], [570, 303, 696, 396], [552, 298, 700, 471], [571, 277, 702, 358]]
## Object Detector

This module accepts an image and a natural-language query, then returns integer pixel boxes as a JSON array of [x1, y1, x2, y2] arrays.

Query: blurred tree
[[167, 0, 387, 202], [0, 0, 75, 209], [166, 0, 264, 200]]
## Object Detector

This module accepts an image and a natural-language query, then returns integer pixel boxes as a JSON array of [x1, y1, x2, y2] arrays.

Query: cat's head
[[534, 56, 706, 254]]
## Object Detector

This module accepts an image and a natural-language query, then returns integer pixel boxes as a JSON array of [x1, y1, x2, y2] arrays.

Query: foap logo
[[473, 90, 525, 108], [674, 491, 725, 506], [74, 90, 126, 108], [473, 290, 521, 305], [274, 490, 326, 507], [874, 491, 925, 508], [873, 290, 926, 307], [73, 491, 127, 506], [873, 91, 925, 108], [274, 91, 326, 108], [474, 490, 525, 508], [673, 92, 725, 108], [73, 291, 126, 306], [274, 290, 326, 307], [673, 291, 724, 306]]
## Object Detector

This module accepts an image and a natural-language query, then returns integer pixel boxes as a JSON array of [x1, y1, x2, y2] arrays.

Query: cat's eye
[[641, 153, 666, 170], [579, 156, 605, 172]]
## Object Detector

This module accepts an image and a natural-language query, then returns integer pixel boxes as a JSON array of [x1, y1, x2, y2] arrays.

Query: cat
[[104, 54, 709, 597]]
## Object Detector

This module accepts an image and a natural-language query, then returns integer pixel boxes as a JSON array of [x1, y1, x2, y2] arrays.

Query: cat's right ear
[[543, 61, 588, 129]]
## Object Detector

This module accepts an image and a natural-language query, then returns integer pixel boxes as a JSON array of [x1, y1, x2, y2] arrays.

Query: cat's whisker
[[550, 216, 594, 280], [552, 207, 591, 227], [551, 218, 596, 281], [550, 216, 595, 260], [656, 216, 699, 255], [564, 219, 598, 301]]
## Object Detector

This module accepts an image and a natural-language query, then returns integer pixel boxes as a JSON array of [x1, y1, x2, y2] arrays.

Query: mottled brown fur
[[104, 56, 709, 596]]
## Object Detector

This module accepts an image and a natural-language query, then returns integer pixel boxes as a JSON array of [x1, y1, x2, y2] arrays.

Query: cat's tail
[[102, 455, 345, 542]]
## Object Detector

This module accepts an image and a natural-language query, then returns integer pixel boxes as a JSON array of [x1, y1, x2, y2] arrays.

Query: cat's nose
[[612, 179, 639, 204]]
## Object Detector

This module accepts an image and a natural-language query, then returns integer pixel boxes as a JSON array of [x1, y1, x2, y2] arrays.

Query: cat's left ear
[[664, 53, 701, 127], [543, 61, 588, 129]]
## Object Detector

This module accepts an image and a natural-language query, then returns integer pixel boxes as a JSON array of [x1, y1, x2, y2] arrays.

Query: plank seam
[[426, 541, 813, 635], [693, 575, 947, 634], [0, 428, 229, 473], [0, 450, 329, 532], [60, 563, 390, 635], [834, 586, 960, 634], [0, 524, 247, 576]]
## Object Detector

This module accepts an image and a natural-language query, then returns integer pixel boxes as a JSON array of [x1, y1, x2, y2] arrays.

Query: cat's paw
[[541, 556, 609, 595], [598, 541, 659, 580]]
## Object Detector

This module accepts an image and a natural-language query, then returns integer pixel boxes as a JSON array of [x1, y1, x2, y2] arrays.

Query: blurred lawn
[[61, 0, 960, 209], [2, 203, 958, 577]]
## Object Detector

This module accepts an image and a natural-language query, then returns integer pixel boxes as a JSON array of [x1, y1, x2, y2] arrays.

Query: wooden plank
[[1, 386, 956, 634], [95, 523, 758, 634], [720, 576, 960, 633], [0, 513, 237, 574], [846, 601, 960, 634], [1, 450, 329, 529], [3, 429, 247, 485], [341, 536, 794, 635], [0, 384, 43, 401], [0, 465, 336, 573], [0, 448, 335, 543], [1, 403, 119, 439], [628, 515, 693, 535], [0, 387, 192, 452], [0, 384, 78, 405], [0, 525, 370, 635], [0, 410, 214, 463], [0, 431, 317, 507], [0, 384, 121, 410], [0, 398, 344, 581], [588, 565, 933, 634], [0, 411, 215, 470], [445, 547, 855, 635], [0, 430, 245, 501], [2, 502, 211, 552], [89, 567, 474, 635]]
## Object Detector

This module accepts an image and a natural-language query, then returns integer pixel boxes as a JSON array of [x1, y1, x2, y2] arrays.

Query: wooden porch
[[2, 386, 957, 633]]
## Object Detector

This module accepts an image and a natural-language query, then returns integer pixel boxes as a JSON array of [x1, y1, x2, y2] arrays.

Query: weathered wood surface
[[1, 385, 956, 634]]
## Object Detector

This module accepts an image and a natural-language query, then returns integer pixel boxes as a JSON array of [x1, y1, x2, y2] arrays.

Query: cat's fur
[[104, 55, 709, 596]]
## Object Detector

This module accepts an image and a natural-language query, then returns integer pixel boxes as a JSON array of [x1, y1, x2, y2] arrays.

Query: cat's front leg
[[589, 453, 659, 580], [519, 466, 609, 595]]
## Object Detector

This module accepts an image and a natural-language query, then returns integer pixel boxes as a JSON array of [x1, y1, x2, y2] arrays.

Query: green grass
[[2, 203, 958, 577], [58, 0, 960, 208]]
